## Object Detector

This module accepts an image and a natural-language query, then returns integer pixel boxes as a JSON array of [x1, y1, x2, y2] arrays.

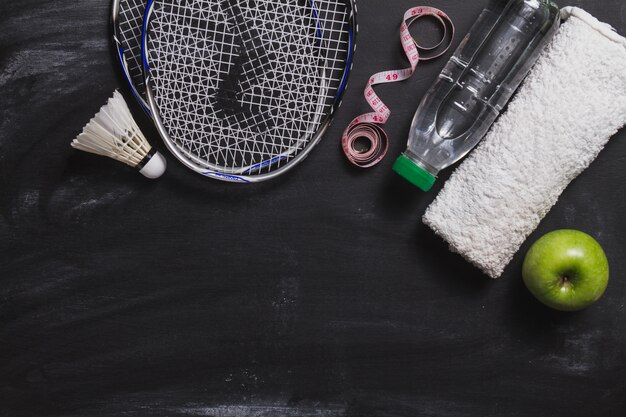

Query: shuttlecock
[[71, 90, 167, 179]]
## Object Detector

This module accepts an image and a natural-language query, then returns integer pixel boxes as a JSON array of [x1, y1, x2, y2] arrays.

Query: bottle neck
[[403, 150, 440, 177]]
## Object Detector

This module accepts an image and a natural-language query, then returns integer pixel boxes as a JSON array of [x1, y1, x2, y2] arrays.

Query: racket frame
[[112, 0, 151, 114], [142, 0, 358, 183]]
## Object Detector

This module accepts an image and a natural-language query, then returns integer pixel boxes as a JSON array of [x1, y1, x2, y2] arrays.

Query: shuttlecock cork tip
[[138, 150, 167, 179]]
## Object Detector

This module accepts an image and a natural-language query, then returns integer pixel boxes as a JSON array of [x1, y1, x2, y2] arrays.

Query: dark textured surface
[[1, 1, 625, 416]]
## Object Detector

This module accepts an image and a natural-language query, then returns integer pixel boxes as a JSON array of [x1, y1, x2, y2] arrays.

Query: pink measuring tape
[[342, 6, 455, 168]]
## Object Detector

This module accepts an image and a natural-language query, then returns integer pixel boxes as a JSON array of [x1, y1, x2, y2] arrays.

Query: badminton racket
[[142, 0, 357, 182], [112, 0, 150, 112]]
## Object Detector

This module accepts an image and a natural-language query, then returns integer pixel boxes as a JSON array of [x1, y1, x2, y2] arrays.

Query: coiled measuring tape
[[342, 6, 455, 168]]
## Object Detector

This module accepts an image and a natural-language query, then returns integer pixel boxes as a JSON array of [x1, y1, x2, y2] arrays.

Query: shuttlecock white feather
[[71, 91, 167, 179]]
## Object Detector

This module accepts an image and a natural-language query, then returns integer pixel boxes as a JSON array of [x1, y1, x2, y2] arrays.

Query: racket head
[[112, 0, 150, 113], [142, 0, 357, 183]]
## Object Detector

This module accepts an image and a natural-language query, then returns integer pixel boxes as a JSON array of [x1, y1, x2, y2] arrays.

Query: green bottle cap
[[393, 155, 436, 192]]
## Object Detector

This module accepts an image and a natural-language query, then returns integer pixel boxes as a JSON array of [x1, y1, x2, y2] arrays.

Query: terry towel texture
[[423, 7, 626, 279]]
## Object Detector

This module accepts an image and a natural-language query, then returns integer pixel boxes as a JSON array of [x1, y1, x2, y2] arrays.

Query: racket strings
[[147, 0, 351, 175]]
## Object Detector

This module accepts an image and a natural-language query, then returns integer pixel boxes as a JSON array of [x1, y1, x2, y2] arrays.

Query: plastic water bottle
[[393, 0, 560, 191]]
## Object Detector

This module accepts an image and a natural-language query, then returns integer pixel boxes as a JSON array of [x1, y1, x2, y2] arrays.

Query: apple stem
[[560, 275, 573, 289]]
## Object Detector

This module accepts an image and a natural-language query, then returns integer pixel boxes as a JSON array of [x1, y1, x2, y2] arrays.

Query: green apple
[[522, 230, 609, 311]]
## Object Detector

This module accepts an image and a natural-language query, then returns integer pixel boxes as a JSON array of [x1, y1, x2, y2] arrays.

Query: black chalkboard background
[[1, 1, 625, 416]]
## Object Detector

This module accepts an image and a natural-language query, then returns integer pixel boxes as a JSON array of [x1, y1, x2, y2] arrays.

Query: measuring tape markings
[[342, 6, 455, 168]]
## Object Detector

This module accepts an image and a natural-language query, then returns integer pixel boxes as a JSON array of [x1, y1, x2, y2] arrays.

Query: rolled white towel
[[423, 7, 626, 279]]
